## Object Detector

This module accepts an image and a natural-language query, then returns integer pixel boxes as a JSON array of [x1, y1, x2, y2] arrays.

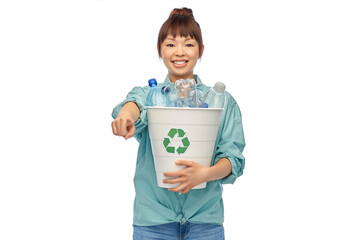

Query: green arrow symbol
[[163, 138, 170, 148], [177, 147, 187, 155], [182, 137, 190, 147], [167, 146, 175, 153], [168, 128, 177, 138], [178, 129, 185, 137]]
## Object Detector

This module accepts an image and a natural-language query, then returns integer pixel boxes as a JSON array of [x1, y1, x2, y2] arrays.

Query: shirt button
[[178, 192, 182, 195], [181, 218, 186, 224]]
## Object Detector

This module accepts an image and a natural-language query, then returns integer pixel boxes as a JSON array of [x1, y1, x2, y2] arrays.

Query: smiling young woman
[[157, 8, 204, 82], [160, 35, 202, 82], [111, 7, 245, 240]]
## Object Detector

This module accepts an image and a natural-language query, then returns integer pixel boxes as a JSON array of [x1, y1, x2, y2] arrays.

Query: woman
[[111, 7, 245, 240]]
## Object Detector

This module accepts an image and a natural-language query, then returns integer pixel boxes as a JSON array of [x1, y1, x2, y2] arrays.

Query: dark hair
[[157, 8, 203, 57]]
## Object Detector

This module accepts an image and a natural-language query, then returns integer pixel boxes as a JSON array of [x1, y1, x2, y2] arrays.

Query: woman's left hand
[[163, 160, 210, 194]]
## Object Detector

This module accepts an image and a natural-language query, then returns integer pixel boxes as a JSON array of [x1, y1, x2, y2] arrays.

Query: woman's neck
[[169, 73, 195, 83]]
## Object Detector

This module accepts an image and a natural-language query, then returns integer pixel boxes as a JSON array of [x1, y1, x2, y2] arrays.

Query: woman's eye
[[166, 44, 175, 47], [186, 44, 194, 47]]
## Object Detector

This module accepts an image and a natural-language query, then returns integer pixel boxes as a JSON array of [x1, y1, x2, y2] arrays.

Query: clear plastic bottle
[[193, 88, 204, 108], [201, 82, 226, 108], [174, 78, 197, 107], [145, 78, 167, 107], [161, 85, 176, 107]]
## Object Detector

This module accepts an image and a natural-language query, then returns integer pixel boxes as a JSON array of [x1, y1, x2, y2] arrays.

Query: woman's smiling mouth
[[171, 60, 188, 67]]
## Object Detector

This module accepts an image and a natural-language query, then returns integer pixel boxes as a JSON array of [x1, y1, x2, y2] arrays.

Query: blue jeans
[[133, 222, 224, 240]]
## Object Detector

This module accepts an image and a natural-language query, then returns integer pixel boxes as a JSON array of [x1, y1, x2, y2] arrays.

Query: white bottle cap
[[213, 82, 226, 93]]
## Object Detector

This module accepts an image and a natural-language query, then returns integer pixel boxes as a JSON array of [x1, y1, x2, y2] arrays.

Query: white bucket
[[147, 107, 223, 189]]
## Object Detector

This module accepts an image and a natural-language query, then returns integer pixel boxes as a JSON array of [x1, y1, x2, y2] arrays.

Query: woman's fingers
[[164, 174, 192, 193], [168, 183, 188, 193], [163, 170, 183, 178], [111, 120, 117, 135], [119, 117, 129, 136], [163, 177, 182, 184], [112, 117, 135, 139], [125, 118, 135, 139]]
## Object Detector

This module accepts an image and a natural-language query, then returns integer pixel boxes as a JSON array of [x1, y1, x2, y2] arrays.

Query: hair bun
[[169, 7, 194, 18]]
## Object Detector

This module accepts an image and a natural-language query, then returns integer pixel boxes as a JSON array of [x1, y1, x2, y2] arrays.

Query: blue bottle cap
[[202, 103, 209, 108], [148, 78, 157, 87]]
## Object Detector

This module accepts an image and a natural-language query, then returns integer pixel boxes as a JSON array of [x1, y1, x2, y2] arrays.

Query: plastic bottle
[[144, 78, 167, 107], [161, 85, 176, 107], [201, 82, 226, 108], [174, 79, 197, 107], [193, 88, 204, 108]]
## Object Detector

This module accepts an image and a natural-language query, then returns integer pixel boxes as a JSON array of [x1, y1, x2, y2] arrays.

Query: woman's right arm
[[111, 101, 140, 140]]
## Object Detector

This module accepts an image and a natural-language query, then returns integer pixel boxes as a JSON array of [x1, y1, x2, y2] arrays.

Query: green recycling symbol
[[162, 128, 190, 155]]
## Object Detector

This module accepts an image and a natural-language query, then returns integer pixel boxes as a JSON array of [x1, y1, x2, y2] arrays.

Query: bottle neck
[[212, 88, 224, 95]]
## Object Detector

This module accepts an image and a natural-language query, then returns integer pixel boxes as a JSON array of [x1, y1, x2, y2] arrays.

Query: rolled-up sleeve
[[111, 86, 148, 141], [213, 98, 246, 184]]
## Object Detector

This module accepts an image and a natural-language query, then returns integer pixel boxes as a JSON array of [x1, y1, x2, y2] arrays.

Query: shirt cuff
[[215, 153, 245, 185]]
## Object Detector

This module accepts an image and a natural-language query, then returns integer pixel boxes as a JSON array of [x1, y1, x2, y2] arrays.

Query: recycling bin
[[147, 107, 223, 189]]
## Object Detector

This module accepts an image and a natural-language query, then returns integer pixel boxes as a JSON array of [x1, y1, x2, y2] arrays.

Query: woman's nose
[[175, 46, 185, 56]]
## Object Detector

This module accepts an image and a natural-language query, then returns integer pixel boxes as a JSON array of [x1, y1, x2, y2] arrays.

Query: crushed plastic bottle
[[174, 79, 197, 107], [145, 78, 167, 107], [201, 82, 226, 108]]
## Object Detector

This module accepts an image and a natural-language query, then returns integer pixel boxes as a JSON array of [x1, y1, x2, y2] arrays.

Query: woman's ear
[[199, 45, 205, 59]]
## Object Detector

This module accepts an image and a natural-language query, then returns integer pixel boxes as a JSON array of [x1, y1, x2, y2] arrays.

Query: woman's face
[[160, 35, 203, 83]]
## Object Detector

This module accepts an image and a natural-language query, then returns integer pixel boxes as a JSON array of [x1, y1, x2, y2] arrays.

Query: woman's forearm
[[118, 101, 140, 122], [207, 158, 232, 182]]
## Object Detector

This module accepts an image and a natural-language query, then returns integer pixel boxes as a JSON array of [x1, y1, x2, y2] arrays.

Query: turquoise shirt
[[112, 75, 245, 226]]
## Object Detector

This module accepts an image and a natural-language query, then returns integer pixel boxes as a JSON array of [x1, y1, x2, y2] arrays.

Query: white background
[[1, 0, 359, 239]]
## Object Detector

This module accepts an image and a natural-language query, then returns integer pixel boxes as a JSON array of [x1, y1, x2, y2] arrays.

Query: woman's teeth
[[173, 61, 186, 64]]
